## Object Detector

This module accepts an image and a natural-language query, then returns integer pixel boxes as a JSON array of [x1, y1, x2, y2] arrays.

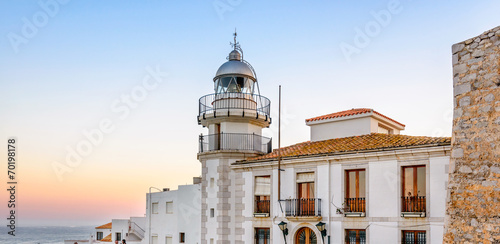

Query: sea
[[0, 226, 95, 244]]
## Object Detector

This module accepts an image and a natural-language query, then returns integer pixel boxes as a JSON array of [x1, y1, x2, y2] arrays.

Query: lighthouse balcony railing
[[198, 93, 271, 118], [199, 133, 272, 154]]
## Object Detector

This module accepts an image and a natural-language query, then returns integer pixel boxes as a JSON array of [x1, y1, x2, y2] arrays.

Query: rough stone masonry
[[444, 26, 500, 243]]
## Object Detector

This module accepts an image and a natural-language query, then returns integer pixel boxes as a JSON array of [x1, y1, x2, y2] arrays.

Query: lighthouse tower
[[198, 32, 272, 244]]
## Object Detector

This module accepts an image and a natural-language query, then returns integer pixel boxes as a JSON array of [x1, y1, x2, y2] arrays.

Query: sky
[[0, 0, 499, 227]]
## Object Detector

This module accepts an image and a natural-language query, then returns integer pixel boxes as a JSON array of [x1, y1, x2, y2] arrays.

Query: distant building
[[64, 217, 145, 244], [143, 181, 201, 244], [95, 222, 112, 242]]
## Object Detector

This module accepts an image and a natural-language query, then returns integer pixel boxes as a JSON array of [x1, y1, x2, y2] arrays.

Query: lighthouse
[[198, 32, 272, 244]]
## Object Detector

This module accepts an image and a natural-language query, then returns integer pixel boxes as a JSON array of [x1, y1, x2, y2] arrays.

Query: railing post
[[199, 134, 204, 153]]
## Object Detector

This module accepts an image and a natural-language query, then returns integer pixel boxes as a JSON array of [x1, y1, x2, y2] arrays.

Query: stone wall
[[444, 26, 500, 243]]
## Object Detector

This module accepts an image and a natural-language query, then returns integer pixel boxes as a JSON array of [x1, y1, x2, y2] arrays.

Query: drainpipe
[[328, 159, 331, 244]]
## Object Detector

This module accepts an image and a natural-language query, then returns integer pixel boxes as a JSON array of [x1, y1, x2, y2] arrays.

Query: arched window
[[296, 227, 317, 244]]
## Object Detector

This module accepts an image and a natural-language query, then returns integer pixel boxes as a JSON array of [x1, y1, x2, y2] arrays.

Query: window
[[402, 166, 426, 213], [179, 232, 185, 243], [115, 233, 121, 242], [210, 208, 215, 218], [255, 228, 270, 244], [165, 236, 172, 244], [297, 172, 315, 216], [96, 232, 103, 240], [151, 235, 158, 244], [254, 176, 271, 215], [345, 169, 366, 213], [402, 230, 426, 244], [152, 202, 158, 214], [345, 229, 365, 244], [210, 238, 214, 244], [210, 178, 215, 188], [166, 202, 173, 214]]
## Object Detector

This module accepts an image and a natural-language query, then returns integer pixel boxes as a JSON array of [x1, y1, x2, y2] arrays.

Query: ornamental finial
[[230, 28, 239, 50]]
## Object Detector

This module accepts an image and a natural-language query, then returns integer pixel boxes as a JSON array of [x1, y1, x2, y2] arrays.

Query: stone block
[[454, 83, 471, 96], [452, 43, 465, 54]]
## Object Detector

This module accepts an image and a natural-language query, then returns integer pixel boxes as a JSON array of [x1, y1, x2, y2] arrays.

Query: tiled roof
[[243, 133, 450, 162], [305, 108, 405, 127], [100, 233, 112, 242], [96, 222, 112, 229]]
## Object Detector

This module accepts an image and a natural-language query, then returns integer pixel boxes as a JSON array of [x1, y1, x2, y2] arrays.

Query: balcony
[[254, 199, 270, 217], [199, 133, 272, 154], [344, 198, 366, 217], [283, 198, 322, 221], [198, 93, 271, 123], [401, 196, 426, 217]]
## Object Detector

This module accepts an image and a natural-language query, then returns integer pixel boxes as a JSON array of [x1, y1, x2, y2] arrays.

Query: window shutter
[[297, 172, 315, 183], [254, 176, 271, 196]]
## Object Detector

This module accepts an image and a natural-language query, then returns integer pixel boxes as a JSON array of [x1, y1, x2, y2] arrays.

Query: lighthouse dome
[[214, 59, 255, 80]]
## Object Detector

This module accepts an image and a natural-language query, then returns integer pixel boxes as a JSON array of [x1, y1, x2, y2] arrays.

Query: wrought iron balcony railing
[[401, 196, 426, 212], [345, 197, 366, 213], [198, 93, 271, 119], [199, 133, 272, 154], [283, 198, 322, 217]]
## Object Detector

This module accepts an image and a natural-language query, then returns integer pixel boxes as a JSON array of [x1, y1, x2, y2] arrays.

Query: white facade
[[306, 110, 405, 141], [231, 146, 450, 244], [143, 184, 201, 244]]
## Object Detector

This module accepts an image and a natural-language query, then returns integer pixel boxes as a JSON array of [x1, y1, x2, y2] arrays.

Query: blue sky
[[0, 0, 499, 226]]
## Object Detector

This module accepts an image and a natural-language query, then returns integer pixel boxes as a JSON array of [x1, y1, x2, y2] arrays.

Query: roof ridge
[[305, 108, 405, 127], [244, 133, 451, 162]]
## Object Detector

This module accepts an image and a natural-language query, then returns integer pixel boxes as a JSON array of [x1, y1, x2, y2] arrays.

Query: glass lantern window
[[215, 76, 255, 94]]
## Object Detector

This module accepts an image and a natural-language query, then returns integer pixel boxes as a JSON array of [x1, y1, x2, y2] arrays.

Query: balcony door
[[296, 227, 317, 244], [345, 169, 366, 213], [254, 176, 271, 215], [297, 172, 315, 216], [402, 165, 426, 212]]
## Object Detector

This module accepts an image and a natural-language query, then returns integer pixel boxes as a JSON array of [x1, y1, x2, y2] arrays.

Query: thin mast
[[278, 85, 282, 201]]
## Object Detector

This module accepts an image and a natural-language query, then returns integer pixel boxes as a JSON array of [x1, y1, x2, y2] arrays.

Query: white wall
[[144, 184, 200, 244], [429, 156, 449, 218], [112, 219, 129, 242], [368, 222, 398, 243], [430, 224, 445, 244], [368, 160, 398, 218], [309, 117, 372, 141]]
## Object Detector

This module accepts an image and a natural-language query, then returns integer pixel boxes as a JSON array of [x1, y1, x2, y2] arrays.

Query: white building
[[143, 181, 201, 244], [86, 33, 450, 244], [195, 34, 451, 244], [65, 217, 146, 244]]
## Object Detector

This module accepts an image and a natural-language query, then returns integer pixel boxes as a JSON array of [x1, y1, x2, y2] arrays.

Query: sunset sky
[[1, 1, 500, 227]]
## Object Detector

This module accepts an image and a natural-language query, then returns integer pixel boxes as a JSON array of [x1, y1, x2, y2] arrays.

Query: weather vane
[[230, 28, 240, 50]]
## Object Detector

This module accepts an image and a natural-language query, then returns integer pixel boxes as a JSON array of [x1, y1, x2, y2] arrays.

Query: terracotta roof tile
[[100, 233, 112, 242], [96, 222, 112, 229], [243, 133, 450, 162], [305, 108, 405, 127]]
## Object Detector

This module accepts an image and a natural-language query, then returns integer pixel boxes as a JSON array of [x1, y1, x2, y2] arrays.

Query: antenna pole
[[278, 85, 282, 202]]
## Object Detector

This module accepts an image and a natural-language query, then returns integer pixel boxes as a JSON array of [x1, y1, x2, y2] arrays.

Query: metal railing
[[129, 221, 145, 239], [283, 198, 322, 217], [255, 199, 270, 214], [199, 133, 272, 154], [401, 196, 426, 212], [198, 93, 271, 118], [345, 198, 366, 213]]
